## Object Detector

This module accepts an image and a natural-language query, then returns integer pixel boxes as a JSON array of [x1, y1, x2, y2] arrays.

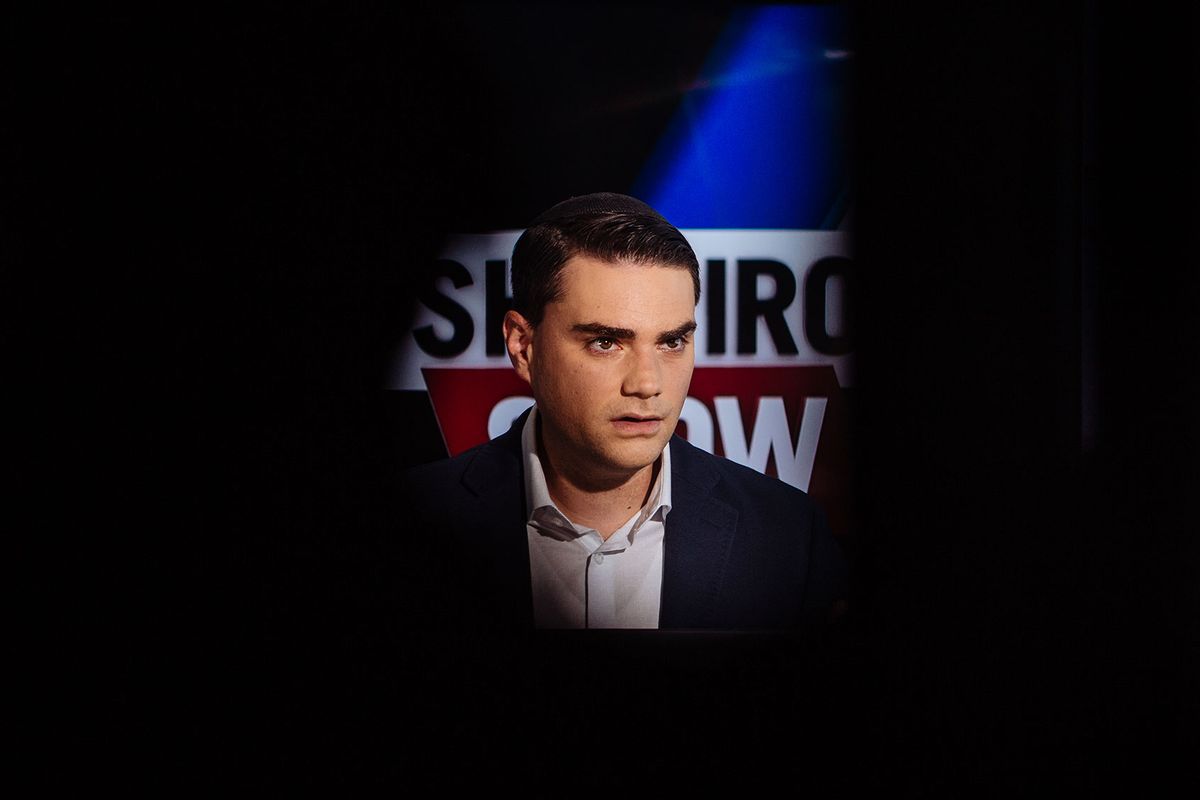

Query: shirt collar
[[521, 405, 673, 540]]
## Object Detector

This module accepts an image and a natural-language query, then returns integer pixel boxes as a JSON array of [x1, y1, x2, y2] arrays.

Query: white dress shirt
[[521, 406, 671, 629]]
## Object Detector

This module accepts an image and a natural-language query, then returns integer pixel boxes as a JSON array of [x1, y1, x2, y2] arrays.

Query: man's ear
[[503, 310, 535, 386]]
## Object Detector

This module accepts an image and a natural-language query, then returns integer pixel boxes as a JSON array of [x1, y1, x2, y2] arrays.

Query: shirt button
[[593, 552, 605, 565]]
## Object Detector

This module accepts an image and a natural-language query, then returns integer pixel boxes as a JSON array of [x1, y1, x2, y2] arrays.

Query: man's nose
[[621, 346, 662, 398]]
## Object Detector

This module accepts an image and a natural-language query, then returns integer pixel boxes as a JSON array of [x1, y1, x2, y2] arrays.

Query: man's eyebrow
[[656, 321, 697, 344], [570, 321, 697, 343], [571, 322, 636, 339]]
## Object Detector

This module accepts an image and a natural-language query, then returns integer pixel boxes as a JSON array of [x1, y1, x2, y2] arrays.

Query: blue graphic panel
[[633, 5, 851, 229]]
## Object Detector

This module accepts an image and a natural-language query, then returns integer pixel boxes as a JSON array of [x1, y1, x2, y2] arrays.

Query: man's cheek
[[670, 365, 695, 398]]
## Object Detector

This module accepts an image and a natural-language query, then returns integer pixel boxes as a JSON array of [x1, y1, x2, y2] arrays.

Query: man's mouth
[[611, 414, 664, 435]]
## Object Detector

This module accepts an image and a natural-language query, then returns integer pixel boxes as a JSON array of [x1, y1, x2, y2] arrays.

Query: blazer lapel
[[659, 437, 738, 629]]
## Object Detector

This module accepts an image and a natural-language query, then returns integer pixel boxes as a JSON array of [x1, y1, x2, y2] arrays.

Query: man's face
[[507, 254, 697, 484]]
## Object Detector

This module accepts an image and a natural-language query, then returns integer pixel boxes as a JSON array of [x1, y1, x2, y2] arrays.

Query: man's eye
[[591, 337, 617, 351], [663, 337, 685, 350]]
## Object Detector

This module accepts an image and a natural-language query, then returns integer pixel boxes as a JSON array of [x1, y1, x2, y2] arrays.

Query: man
[[400, 192, 847, 630]]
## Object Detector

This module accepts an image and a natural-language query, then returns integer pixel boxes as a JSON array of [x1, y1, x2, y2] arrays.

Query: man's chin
[[601, 438, 669, 474]]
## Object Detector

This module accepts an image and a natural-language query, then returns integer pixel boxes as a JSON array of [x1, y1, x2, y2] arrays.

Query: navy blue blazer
[[397, 409, 847, 631]]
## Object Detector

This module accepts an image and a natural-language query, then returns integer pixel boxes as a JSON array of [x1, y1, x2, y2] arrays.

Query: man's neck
[[537, 426, 660, 541]]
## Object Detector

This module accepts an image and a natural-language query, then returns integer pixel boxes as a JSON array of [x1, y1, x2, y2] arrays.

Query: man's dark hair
[[510, 192, 701, 326]]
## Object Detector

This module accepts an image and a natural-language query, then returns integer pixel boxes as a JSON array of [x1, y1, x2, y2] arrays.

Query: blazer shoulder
[[670, 434, 816, 512], [399, 438, 499, 500], [401, 444, 479, 488], [400, 413, 526, 502]]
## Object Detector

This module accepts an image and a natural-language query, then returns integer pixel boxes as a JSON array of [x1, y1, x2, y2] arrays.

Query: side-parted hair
[[510, 192, 701, 326]]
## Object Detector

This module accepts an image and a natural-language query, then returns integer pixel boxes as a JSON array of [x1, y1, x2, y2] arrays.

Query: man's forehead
[[545, 255, 697, 330]]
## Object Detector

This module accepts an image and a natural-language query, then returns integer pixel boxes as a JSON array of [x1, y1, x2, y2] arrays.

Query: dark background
[[15, 2, 1196, 792]]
